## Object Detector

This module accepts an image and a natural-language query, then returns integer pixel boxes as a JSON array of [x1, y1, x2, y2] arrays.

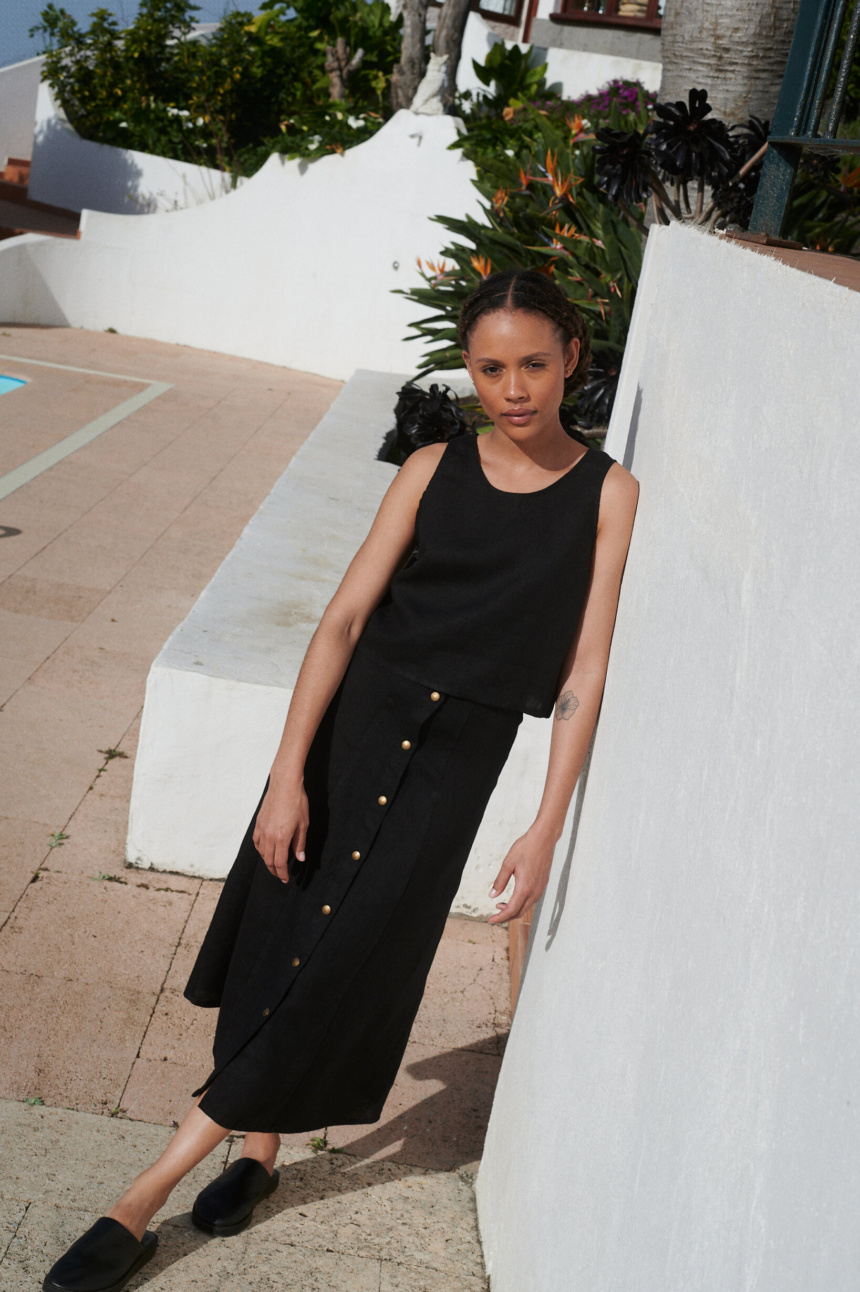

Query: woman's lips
[[503, 408, 536, 423]]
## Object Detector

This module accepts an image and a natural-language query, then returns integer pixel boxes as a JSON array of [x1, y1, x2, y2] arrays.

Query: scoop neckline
[[471, 435, 591, 496]]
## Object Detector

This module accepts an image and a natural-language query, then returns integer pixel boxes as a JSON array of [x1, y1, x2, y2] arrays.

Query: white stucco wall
[[0, 56, 43, 168], [128, 370, 551, 918], [542, 44, 661, 98], [456, 10, 660, 100], [477, 223, 860, 1290], [28, 82, 238, 214], [0, 109, 479, 380]]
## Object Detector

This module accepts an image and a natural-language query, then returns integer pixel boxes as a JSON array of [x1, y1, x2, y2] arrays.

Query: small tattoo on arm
[[555, 690, 580, 721]]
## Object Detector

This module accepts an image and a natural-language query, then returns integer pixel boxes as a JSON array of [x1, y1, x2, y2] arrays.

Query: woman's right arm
[[253, 443, 445, 882]]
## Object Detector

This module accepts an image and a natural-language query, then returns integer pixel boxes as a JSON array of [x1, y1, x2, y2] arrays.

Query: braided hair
[[458, 269, 592, 400]]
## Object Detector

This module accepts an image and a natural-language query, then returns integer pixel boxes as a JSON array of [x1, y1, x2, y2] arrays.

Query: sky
[[1, 0, 263, 67]]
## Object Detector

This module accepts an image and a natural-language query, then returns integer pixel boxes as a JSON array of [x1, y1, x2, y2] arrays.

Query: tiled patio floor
[[0, 327, 506, 1289]]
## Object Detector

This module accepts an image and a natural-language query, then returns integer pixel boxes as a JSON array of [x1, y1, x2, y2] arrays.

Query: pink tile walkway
[[0, 326, 510, 1177]]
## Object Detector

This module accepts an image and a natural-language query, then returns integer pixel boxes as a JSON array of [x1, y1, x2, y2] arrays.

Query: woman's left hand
[[487, 824, 557, 924]]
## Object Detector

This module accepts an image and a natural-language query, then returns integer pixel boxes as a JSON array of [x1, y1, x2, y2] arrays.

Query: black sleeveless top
[[358, 434, 616, 718]]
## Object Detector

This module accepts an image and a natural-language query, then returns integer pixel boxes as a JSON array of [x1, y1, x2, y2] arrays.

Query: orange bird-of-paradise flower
[[539, 149, 578, 201], [471, 253, 493, 279], [417, 257, 455, 284], [517, 165, 534, 191], [493, 187, 510, 213], [566, 113, 586, 138]]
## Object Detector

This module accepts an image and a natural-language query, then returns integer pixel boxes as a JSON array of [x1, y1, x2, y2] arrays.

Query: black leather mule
[[191, 1157, 280, 1237], [43, 1216, 157, 1292]]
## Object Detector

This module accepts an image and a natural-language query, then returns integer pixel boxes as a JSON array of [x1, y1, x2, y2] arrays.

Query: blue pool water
[[0, 376, 25, 396]]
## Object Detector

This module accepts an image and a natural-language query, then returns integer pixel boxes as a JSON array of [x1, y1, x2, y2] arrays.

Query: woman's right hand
[[252, 775, 309, 883]]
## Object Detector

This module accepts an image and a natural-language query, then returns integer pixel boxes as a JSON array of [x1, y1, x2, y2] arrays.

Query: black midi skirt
[[184, 646, 522, 1133]]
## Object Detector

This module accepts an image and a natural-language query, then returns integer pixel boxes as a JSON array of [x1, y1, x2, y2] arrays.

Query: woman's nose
[[504, 374, 527, 402]]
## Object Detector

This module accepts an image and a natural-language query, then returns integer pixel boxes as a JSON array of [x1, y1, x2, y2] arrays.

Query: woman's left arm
[[488, 464, 640, 924]]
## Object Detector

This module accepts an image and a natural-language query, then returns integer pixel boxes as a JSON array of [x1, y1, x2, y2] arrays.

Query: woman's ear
[[563, 337, 581, 379], [462, 350, 472, 379]]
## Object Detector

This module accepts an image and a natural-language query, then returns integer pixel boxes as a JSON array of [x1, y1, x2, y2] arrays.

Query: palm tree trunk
[[659, 0, 802, 124], [391, 0, 430, 111]]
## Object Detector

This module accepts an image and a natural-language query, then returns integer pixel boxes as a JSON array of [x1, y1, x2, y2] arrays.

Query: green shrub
[[404, 57, 858, 434], [32, 0, 402, 176], [402, 103, 645, 432]]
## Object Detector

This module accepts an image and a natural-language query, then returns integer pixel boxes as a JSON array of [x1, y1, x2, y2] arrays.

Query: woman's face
[[463, 307, 580, 442]]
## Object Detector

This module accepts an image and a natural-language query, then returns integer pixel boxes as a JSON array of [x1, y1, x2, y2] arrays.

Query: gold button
[[378, 795, 388, 806], [321, 904, 331, 915], [430, 691, 440, 701], [401, 740, 411, 750], [351, 850, 361, 860], [291, 957, 300, 967], [262, 1007, 270, 1017]]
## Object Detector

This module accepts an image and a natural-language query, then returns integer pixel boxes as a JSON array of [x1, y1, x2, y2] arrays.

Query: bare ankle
[[240, 1132, 280, 1174], [106, 1169, 173, 1241]]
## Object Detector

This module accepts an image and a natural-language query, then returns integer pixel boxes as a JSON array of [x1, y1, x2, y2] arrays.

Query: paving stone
[[0, 575, 107, 624], [0, 1101, 229, 1212], [219, 1242, 382, 1291], [0, 686, 137, 823], [0, 817, 52, 912], [163, 883, 223, 992], [27, 643, 150, 716], [0, 871, 195, 994], [249, 1149, 486, 1279], [138, 989, 216, 1069], [0, 1201, 102, 1291], [411, 918, 510, 1057], [0, 1198, 27, 1264], [0, 972, 156, 1113], [0, 607, 75, 662], [123, 1212, 247, 1289], [0, 655, 36, 706], [119, 1058, 206, 1128], [326, 1042, 503, 1172], [379, 1259, 488, 1291]]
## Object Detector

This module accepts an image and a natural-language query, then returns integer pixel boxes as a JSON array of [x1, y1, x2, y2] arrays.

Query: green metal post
[[749, 0, 840, 236]]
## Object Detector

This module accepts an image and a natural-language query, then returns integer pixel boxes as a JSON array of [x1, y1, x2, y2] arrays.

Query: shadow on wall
[[28, 84, 238, 216], [32, 114, 146, 214], [524, 388, 642, 972], [622, 385, 643, 473], [0, 240, 71, 326]]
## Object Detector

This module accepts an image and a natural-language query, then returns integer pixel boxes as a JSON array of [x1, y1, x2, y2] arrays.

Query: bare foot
[[240, 1132, 281, 1175]]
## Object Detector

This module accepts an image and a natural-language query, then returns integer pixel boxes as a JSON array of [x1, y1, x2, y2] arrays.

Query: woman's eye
[[481, 366, 501, 376], [526, 362, 546, 370]]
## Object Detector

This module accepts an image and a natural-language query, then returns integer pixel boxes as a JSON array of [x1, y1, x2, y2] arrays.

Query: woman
[[44, 269, 638, 1292]]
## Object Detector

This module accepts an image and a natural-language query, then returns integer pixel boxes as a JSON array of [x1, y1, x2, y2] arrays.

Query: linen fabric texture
[[360, 436, 616, 717], [184, 438, 614, 1132]]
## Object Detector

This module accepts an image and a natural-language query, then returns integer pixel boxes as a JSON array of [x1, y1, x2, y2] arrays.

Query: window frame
[[551, 0, 662, 32]]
